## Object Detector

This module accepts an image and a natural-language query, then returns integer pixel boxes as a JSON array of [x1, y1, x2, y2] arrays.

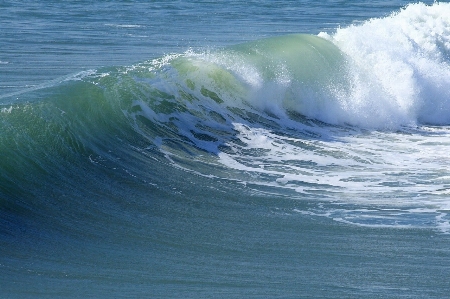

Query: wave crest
[[321, 2, 450, 127]]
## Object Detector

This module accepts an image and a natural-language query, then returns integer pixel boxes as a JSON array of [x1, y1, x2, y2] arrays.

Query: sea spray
[[175, 34, 349, 125], [320, 2, 450, 127], [149, 2, 450, 130]]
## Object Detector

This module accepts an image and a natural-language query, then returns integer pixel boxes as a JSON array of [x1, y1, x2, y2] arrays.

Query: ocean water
[[1, 1, 450, 298]]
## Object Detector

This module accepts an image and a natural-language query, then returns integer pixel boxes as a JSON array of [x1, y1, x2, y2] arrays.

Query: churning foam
[[215, 122, 450, 232], [320, 2, 450, 128]]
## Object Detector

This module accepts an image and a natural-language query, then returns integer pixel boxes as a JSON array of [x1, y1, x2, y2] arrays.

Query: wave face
[[2, 2, 450, 298], [122, 2, 450, 132]]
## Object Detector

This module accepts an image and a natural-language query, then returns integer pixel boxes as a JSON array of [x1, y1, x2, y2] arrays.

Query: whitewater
[[1, 1, 450, 298], [102, 3, 450, 230]]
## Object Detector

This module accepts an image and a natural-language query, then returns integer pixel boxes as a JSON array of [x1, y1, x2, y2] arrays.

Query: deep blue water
[[1, 1, 450, 298]]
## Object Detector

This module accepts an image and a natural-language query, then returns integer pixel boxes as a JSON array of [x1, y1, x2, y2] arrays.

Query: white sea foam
[[185, 3, 450, 129], [215, 122, 450, 232], [0, 106, 14, 114], [320, 2, 450, 128], [104, 23, 143, 28], [131, 3, 450, 232], [211, 4, 450, 232]]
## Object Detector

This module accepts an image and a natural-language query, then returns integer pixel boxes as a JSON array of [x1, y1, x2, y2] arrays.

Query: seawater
[[1, 1, 450, 298]]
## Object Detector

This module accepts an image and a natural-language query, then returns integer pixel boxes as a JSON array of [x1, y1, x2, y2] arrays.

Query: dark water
[[1, 1, 450, 298]]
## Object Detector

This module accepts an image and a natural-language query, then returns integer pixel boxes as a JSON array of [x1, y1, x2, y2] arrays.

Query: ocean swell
[[1, 2, 450, 235]]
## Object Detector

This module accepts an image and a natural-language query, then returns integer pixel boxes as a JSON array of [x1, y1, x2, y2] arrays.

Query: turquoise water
[[2, 1, 450, 298]]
